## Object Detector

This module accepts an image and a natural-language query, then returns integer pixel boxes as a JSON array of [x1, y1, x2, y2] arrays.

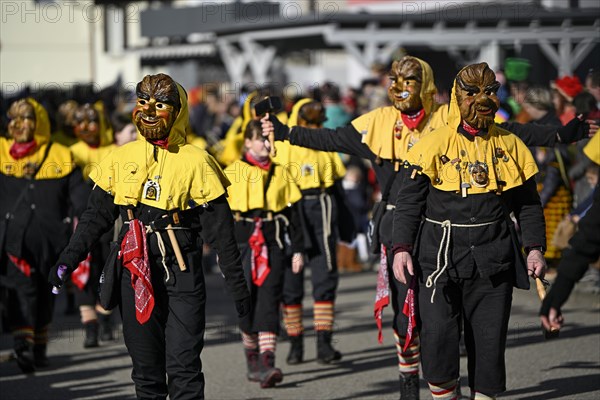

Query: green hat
[[504, 58, 531, 82]]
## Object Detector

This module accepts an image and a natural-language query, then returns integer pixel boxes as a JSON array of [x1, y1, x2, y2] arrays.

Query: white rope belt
[[124, 220, 189, 283], [318, 192, 334, 270], [239, 214, 291, 250], [145, 225, 170, 283], [424, 217, 499, 303]]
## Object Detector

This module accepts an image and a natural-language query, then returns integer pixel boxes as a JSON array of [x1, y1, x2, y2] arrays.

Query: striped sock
[[283, 304, 303, 336], [428, 379, 459, 400], [34, 325, 49, 346], [313, 301, 334, 331], [13, 326, 34, 345], [394, 329, 419, 375], [472, 391, 496, 399], [242, 332, 258, 350], [80, 305, 97, 324], [258, 331, 277, 354]]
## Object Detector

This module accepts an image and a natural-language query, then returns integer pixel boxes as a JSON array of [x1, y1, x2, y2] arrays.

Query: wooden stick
[[166, 224, 187, 271], [268, 130, 277, 158]]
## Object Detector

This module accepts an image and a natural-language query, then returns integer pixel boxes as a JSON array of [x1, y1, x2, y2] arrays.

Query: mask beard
[[456, 64, 499, 130], [133, 74, 180, 140], [8, 100, 36, 143], [133, 112, 174, 140]]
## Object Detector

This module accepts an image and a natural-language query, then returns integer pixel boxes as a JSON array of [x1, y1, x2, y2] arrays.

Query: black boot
[[99, 314, 114, 342], [83, 321, 99, 348], [316, 330, 342, 364], [399, 373, 419, 400], [245, 348, 260, 382], [33, 344, 49, 368], [14, 338, 35, 374], [286, 335, 304, 365], [258, 351, 283, 388]]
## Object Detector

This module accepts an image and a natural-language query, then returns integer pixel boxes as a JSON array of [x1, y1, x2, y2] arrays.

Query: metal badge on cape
[[468, 161, 489, 188], [142, 177, 161, 201]]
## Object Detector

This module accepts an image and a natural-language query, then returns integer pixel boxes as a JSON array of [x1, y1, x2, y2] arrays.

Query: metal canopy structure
[[138, 2, 600, 84]]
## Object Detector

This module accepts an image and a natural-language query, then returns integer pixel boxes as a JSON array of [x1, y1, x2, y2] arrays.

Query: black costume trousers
[[120, 249, 206, 400], [418, 265, 513, 395], [283, 195, 338, 305], [239, 242, 286, 333]]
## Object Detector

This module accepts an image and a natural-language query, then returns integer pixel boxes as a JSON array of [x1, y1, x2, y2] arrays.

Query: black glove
[[268, 113, 290, 141], [48, 263, 74, 294], [539, 275, 576, 317], [557, 117, 589, 144], [235, 296, 253, 333]]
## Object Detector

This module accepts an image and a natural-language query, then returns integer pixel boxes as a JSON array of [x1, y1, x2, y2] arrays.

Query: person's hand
[[292, 252, 304, 274], [527, 249, 546, 279], [261, 112, 289, 142], [557, 115, 590, 143], [235, 296, 253, 333], [540, 307, 564, 331], [392, 251, 414, 284], [48, 264, 73, 294]]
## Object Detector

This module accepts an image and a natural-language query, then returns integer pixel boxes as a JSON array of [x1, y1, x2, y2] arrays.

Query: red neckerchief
[[402, 277, 417, 351], [249, 218, 270, 286], [71, 253, 92, 291], [7, 254, 31, 277], [244, 151, 271, 171], [121, 219, 154, 324], [9, 140, 37, 160], [461, 121, 481, 136], [147, 137, 169, 149], [374, 244, 390, 344], [400, 108, 425, 130]]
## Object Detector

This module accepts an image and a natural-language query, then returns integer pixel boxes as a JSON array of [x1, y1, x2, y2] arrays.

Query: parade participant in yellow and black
[[0, 98, 89, 373], [263, 56, 443, 399], [275, 98, 347, 365], [392, 63, 546, 400], [540, 132, 600, 333], [261, 56, 588, 400], [49, 74, 251, 400], [224, 120, 304, 388], [69, 102, 118, 348]]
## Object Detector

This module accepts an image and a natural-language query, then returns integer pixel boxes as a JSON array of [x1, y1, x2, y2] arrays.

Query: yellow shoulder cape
[[0, 98, 74, 179], [406, 75, 537, 194], [583, 132, 600, 165], [90, 84, 230, 210], [275, 98, 346, 190], [224, 159, 302, 213]]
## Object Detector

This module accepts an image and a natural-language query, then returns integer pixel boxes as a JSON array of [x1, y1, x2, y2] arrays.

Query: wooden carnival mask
[[455, 63, 500, 130], [7, 99, 36, 143], [73, 103, 101, 147], [387, 57, 423, 114], [133, 74, 180, 140]]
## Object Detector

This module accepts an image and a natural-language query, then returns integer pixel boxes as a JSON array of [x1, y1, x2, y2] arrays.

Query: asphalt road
[[1, 269, 599, 400]]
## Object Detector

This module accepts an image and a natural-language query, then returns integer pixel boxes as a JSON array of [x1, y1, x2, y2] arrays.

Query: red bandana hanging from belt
[[374, 244, 390, 344], [248, 217, 270, 286], [402, 277, 417, 351], [121, 219, 154, 324], [71, 253, 92, 290]]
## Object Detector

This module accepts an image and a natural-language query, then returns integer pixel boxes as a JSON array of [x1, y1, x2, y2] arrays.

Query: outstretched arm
[[261, 114, 373, 159]]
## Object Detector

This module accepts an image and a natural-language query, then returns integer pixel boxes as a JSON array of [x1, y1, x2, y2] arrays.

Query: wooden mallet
[[254, 96, 282, 158]]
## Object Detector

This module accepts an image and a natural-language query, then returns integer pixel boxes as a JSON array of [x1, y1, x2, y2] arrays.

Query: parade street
[[1, 270, 599, 400]]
